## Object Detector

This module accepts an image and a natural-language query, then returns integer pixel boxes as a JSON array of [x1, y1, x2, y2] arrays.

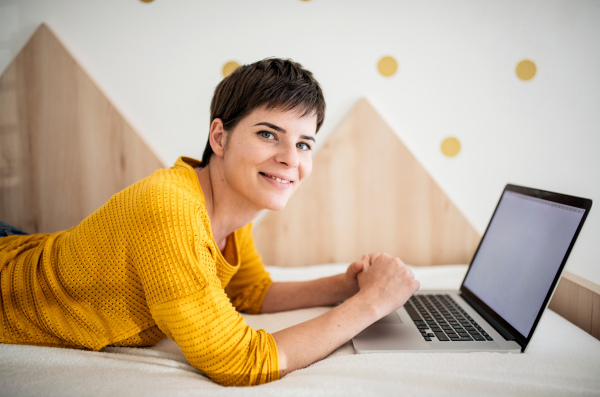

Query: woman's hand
[[356, 253, 420, 318], [342, 254, 370, 298]]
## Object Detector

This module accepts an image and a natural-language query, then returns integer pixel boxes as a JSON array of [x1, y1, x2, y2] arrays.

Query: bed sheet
[[1, 264, 599, 396]]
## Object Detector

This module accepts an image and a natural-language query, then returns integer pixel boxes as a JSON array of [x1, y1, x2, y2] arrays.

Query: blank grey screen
[[463, 191, 584, 337]]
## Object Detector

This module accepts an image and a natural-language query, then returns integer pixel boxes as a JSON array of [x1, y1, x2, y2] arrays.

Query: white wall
[[1, 0, 599, 284]]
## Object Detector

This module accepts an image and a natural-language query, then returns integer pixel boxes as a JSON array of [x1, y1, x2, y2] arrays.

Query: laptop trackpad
[[373, 311, 402, 324]]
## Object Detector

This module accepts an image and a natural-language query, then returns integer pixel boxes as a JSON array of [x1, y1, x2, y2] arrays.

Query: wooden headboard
[[0, 24, 164, 233]]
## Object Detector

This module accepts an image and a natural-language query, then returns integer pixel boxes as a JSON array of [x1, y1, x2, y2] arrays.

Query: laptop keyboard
[[405, 294, 494, 342]]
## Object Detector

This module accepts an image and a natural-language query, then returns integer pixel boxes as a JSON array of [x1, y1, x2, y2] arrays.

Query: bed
[[1, 263, 599, 396]]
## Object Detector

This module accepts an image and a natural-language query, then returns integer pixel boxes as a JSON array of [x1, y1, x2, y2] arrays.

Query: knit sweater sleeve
[[132, 172, 279, 386], [224, 224, 273, 314], [150, 287, 279, 386]]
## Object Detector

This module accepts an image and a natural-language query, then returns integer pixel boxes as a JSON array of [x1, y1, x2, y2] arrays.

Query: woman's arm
[[260, 258, 365, 313], [270, 253, 419, 377]]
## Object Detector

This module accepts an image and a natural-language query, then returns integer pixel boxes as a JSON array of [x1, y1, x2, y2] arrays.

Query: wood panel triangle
[[253, 98, 481, 267], [0, 24, 164, 233]]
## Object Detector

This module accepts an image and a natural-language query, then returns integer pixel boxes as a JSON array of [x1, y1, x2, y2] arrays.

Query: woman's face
[[219, 106, 317, 212]]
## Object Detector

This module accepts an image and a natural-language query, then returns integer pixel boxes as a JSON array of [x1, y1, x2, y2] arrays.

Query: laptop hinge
[[460, 292, 516, 341]]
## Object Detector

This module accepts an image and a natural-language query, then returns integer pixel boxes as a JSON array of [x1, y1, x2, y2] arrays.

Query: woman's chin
[[261, 197, 290, 212], [264, 202, 286, 212]]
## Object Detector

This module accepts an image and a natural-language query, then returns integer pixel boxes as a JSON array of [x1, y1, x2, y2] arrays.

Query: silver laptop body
[[353, 184, 592, 354]]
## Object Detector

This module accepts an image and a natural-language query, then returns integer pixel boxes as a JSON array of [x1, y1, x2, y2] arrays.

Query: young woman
[[0, 58, 419, 386]]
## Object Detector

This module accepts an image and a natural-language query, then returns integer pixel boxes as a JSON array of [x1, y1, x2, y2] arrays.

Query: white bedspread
[[1, 264, 599, 396]]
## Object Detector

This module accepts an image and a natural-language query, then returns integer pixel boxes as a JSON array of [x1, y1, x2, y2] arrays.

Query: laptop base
[[353, 290, 521, 353]]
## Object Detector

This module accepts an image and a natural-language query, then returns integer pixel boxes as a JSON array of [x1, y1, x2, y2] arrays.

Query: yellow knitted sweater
[[0, 157, 279, 386]]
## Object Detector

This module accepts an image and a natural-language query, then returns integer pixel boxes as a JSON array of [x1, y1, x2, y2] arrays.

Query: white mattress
[[1, 264, 599, 396]]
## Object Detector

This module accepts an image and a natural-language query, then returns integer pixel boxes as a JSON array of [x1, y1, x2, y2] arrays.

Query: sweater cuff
[[266, 332, 280, 382], [254, 277, 274, 314]]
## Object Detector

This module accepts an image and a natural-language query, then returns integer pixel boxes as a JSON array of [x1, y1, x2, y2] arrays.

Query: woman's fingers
[[357, 254, 371, 272], [355, 252, 420, 317], [347, 261, 363, 276], [349, 254, 369, 274], [369, 252, 382, 263], [353, 261, 364, 273]]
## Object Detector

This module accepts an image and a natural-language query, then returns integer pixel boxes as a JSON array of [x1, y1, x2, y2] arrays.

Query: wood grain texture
[[253, 98, 481, 267], [549, 270, 600, 340], [0, 24, 164, 233]]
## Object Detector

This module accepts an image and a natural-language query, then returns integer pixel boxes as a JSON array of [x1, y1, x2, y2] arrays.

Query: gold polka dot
[[139, 0, 154, 3], [222, 61, 240, 78], [377, 56, 398, 77], [441, 137, 461, 157], [516, 59, 536, 81]]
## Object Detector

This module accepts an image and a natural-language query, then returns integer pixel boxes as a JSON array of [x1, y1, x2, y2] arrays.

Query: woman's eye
[[259, 131, 275, 140], [297, 142, 312, 151]]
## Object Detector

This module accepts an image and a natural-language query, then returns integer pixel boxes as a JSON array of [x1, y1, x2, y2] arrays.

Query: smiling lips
[[259, 172, 293, 184]]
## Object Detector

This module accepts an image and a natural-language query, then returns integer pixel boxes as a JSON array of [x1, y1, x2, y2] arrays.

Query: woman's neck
[[195, 162, 261, 250]]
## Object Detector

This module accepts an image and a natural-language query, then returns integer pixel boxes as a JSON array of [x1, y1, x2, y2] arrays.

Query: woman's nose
[[275, 143, 299, 168]]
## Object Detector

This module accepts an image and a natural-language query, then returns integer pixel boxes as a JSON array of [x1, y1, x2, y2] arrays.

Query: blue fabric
[[0, 221, 29, 237]]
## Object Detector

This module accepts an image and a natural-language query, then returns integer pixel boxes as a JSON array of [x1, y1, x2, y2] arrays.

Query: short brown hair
[[201, 58, 325, 165]]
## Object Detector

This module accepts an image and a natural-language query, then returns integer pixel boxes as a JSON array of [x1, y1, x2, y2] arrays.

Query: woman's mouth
[[259, 172, 292, 184]]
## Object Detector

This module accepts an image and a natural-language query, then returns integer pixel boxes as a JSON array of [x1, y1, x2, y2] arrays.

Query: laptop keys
[[405, 295, 494, 343]]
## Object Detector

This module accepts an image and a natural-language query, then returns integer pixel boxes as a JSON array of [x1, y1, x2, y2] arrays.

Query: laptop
[[352, 184, 592, 353]]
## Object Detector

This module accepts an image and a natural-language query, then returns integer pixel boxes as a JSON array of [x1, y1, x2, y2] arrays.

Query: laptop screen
[[462, 188, 587, 338]]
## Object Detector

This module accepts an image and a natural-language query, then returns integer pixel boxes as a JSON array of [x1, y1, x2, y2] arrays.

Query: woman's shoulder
[[98, 157, 206, 231], [137, 157, 204, 199]]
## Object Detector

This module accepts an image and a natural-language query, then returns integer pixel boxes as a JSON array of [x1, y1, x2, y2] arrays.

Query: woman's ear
[[209, 118, 226, 158]]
